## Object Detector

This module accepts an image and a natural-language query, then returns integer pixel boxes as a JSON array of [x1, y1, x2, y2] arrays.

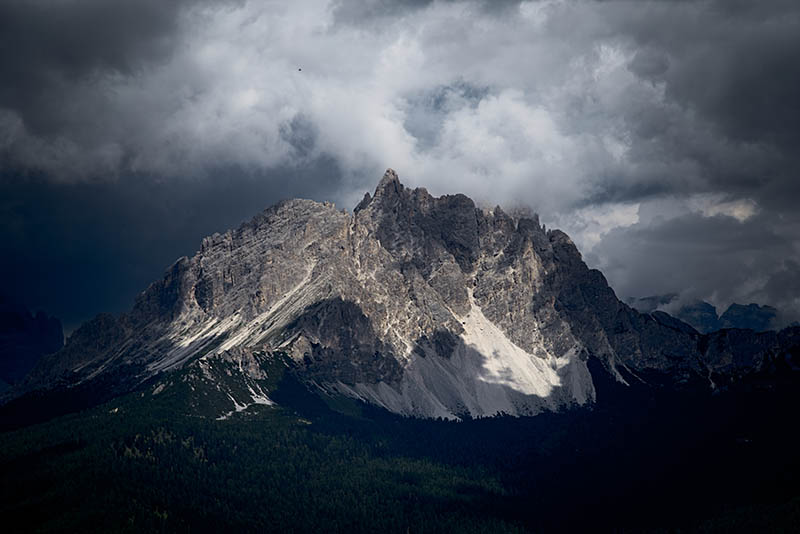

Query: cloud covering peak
[[1, 0, 799, 327]]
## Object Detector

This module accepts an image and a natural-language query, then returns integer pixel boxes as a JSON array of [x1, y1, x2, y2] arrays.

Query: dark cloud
[[610, 0, 800, 190], [761, 261, 800, 325], [0, 0, 200, 136], [566, 0, 800, 323], [330, 0, 521, 25], [594, 208, 800, 325], [655, 2, 799, 150], [0, 0, 798, 329], [626, 48, 669, 81]]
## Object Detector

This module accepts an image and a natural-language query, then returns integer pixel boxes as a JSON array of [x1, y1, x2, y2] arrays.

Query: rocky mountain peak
[[359, 168, 403, 210], [8, 170, 800, 420], [377, 167, 401, 190]]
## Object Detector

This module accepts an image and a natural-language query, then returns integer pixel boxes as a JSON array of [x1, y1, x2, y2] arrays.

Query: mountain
[[5, 170, 800, 422], [0, 295, 63, 386], [628, 295, 721, 332], [674, 300, 721, 333], [720, 303, 778, 331], [629, 296, 782, 334], [3, 170, 800, 532]]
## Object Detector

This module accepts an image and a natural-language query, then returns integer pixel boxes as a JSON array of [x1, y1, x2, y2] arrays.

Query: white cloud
[[2, 0, 798, 320], [563, 202, 641, 253], [1, 2, 645, 204], [688, 194, 759, 222]]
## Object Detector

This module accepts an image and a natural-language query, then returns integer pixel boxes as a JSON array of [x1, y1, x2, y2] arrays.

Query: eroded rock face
[[11, 170, 800, 419]]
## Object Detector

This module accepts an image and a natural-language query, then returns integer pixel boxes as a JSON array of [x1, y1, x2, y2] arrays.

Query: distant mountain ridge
[[4, 170, 799, 421], [0, 295, 63, 389], [628, 296, 779, 333]]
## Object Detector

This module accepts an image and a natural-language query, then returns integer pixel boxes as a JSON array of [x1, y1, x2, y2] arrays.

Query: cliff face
[[12, 170, 800, 419]]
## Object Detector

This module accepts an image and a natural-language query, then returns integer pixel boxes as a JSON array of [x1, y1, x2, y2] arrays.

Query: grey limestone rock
[[9, 169, 800, 419]]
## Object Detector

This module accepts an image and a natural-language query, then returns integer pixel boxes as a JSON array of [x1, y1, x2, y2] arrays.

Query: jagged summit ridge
[[11, 170, 800, 419]]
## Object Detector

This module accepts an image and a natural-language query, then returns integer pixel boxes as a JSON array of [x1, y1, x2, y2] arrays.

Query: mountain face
[[0, 296, 63, 388], [7, 170, 800, 420]]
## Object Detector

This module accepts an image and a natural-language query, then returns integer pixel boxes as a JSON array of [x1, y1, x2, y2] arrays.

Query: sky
[[1, 0, 799, 332]]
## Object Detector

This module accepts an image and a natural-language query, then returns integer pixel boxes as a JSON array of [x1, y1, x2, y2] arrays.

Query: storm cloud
[[1, 0, 799, 329]]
